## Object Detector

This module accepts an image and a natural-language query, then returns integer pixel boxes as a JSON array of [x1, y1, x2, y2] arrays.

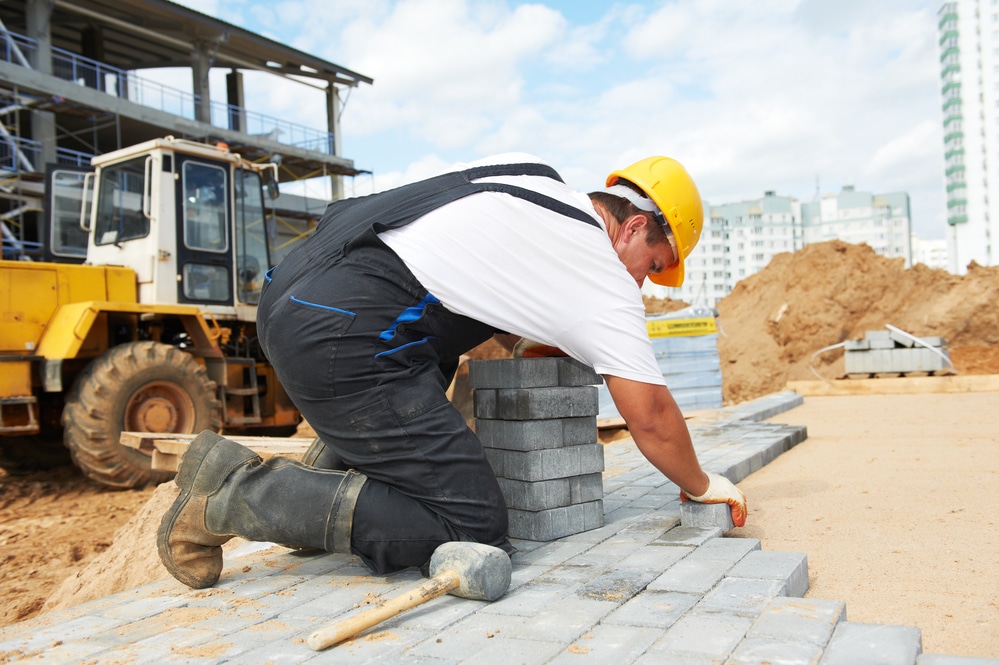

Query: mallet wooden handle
[[308, 570, 461, 651]]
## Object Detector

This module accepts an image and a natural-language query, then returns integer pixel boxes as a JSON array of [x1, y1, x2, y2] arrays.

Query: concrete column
[[326, 84, 343, 200], [226, 69, 245, 132], [26, 0, 56, 169], [191, 44, 212, 125]]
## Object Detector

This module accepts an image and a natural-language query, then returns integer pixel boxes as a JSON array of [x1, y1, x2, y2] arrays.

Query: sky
[[170, 0, 946, 239]]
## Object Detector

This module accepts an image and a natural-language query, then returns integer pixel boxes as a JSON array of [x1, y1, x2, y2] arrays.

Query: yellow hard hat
[[606, 156, 704, 287]]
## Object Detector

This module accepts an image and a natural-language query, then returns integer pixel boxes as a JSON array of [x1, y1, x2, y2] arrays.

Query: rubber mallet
[[307, 541, 512, 651]]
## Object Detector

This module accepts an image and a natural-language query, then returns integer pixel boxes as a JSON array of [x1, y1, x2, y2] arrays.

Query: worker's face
[[612, 215, 677, 287]]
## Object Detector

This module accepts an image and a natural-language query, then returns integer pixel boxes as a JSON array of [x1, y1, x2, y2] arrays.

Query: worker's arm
[[604, 375, 747, 526]]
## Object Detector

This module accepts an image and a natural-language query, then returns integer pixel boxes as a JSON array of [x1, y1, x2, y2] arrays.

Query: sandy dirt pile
[[706, 240, 999, 403], [1, 239, 997, 632], [0, 468, 154, 626]]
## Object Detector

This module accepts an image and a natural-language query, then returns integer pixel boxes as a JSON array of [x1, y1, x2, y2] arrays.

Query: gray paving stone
[[745, 596, 846, 647], [697, 577, 787, 617], [691, 536, 761, 563], [728, 550, 810, 598], [818, 622, 923, 665], [653, 525, 723, 547], [508, 499, 604, 540], [918, 656, 999, 665], [512, 596, 618, 643], [484, 443, 604, 481], [602, 589, 700, 628], [577, 567, 659, 605], [404, 611, 527, 661], [476, 416, 597, 451], [648, 609, 755, 659], [455, 635, 565, 665], [648, 554, 737, 595], [474, 386, 599, 420], [477, 582, 574, 617], [546, 623, 662, 664], [467, 357, 601, 389], [726, 637, 825, 665], [680, 499, 736, 531], [468, 358, 561, 389]]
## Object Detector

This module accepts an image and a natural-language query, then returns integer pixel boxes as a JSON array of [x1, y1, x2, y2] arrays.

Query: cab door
[[175, 157, 233, 306]]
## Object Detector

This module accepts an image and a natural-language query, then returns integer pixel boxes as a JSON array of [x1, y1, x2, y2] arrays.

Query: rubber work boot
[[301, 436, 350, 470], [157, 430, 367, 589]]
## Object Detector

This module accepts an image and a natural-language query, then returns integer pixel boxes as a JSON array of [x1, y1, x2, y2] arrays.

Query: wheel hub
[[125, 382, 195, 434]]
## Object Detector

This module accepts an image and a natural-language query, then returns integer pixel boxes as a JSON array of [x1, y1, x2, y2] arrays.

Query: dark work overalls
[[257, 162, 599, 574]]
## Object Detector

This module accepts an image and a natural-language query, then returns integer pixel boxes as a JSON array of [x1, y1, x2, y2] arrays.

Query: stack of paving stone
[[469, 357, 604, 541], [844, 329, 950, 376]]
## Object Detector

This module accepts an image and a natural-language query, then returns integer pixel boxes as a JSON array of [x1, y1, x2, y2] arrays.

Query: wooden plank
[[121, 432, 313, 473], [787, 374, 999, 396]]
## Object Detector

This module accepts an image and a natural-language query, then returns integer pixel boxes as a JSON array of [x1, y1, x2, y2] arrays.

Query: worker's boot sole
[[156, 431, 260, 589]]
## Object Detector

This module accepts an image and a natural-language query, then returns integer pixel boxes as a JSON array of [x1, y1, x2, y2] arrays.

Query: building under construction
[[0, 0, 372, 263]]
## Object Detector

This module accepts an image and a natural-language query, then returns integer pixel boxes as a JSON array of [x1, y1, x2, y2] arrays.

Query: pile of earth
[[704, 240, 999, 403]]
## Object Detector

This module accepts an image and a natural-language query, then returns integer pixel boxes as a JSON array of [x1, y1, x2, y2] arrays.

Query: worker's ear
[[622, 214, 648, 240]]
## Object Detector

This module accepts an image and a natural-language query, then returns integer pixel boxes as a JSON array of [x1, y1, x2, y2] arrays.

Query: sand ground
[[735, 391, 999, 659]]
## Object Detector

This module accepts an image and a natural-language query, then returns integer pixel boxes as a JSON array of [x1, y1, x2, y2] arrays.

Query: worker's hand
[[512, 338, 568, 358], [680, 472, 748, 527]]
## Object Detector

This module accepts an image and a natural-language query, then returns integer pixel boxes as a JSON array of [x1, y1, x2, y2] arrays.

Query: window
[[49, 170, 91, 257], [94, 156, 148, 246], [183, 162, 228, 252]]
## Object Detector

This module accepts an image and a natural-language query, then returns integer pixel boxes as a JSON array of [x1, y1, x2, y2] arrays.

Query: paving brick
[[468, 358, 561, 389], [616, 543, 693, 571], [476, 416, 597, 451], [746, 597, 847, 647], [691, 536, 761, 563], [653, 525, 723, 547], [478, 582, 575, 617], [512, 596, 618, 643], [457, 635, 565, 665], [647, 554, 735, 594], [547, 624, 662, 665], [404, 612, 528, 661], [696, 577, 786, 617], [726, 637, 825, 665], [468, 357, 601, 389], [648, 610, 754, 659], [577, 568, 659, 605], [474, 386, 599, 420], [818, 622, 922, 665], [496, 476, 571, 511], [679, 500, 736, 531], [602, 590, 700, 629], [727, 550, 810, 598], [508, 500, 604, 541], [484, 444, 604, 481]]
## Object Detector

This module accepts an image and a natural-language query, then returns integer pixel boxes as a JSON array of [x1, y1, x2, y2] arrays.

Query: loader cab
[[83, 138, 274, 315]]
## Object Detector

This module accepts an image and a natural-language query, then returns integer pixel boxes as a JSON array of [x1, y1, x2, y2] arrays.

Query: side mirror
[[267, 177, 280, 200]]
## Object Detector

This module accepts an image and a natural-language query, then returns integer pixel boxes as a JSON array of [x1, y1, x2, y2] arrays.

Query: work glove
[[512, 338, 568, 358], [680, 472, 748, 527]]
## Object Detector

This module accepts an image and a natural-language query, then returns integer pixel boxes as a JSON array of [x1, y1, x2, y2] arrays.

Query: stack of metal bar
[[469, 357, 604, 541]]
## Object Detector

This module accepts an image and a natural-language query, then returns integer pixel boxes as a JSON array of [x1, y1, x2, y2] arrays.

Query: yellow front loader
[[0, 137, 300, 488]]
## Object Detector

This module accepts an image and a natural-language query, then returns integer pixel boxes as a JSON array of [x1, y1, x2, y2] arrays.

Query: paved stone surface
[[1, 390, 995, 664]]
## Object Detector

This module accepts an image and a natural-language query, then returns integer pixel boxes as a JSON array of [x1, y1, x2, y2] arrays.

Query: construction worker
[[157, 153, 748, 589]]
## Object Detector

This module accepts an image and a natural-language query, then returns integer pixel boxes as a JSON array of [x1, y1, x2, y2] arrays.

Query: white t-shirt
[[378, 153, 665, 386]]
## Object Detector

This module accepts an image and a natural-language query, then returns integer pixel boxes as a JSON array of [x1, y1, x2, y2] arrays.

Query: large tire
[[63, 341, 222, 489]]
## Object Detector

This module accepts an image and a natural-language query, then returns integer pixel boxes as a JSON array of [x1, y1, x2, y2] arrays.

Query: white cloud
[[164, 0, 948, 239]]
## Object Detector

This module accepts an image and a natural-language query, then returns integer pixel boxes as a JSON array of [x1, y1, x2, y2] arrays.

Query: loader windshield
[[94, 157, 148, 246]]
